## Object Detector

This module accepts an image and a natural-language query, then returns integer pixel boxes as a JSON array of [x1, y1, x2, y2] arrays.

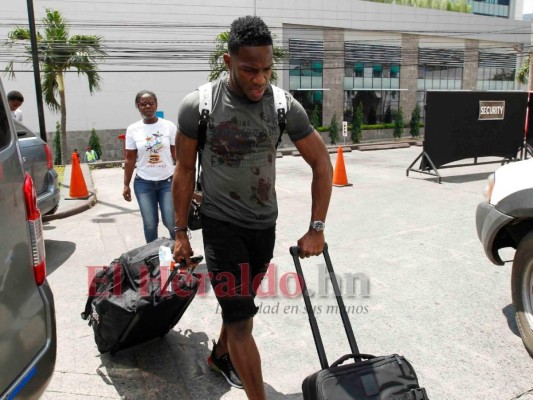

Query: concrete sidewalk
[[41, 145, 533, 400]]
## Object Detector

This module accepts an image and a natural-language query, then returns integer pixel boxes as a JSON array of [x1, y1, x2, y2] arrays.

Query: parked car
[[476, 157, 533, 356], [15, 120, 60, 215], [0, 79, 57, 399]]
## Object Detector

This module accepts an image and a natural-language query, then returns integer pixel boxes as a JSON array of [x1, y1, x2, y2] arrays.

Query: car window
[[14, 124, 37, 139], [0, 97, 11, 150]]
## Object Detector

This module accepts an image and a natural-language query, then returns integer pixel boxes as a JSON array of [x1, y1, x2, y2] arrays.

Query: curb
[[42, 192, 97, 222], [358, 142, 411, 151]]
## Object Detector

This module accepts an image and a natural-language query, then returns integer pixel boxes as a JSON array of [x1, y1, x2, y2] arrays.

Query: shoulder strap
[[196, 82, 212, 191], [271, 84, 287, 148], [198, 82, 212, 152], [196, 82, 286, 155]]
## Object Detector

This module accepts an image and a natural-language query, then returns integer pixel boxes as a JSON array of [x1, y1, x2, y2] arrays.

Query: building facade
[[1, 0, 531, 159]]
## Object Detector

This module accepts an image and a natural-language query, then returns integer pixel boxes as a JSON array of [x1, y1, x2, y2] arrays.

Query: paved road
[[42, 146, 533, 399]]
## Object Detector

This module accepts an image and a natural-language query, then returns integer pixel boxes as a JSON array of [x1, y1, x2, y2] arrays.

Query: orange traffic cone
[[69, 152, 89, 199], [332, 146, 352, 187]]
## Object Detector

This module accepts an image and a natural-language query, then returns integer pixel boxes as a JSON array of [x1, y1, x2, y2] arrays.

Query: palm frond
[[41, 64, 60, 112], [69, 34, 107, 58], [72, 60, 102, 93], [8, 27, 31, 41], [43, 9, 69, 42], [3, 61, 16, 80]]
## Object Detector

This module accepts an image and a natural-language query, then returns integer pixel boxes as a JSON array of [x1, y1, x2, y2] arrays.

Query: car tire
[[44, 203, 59, 216], [511, 231, 533, 357]]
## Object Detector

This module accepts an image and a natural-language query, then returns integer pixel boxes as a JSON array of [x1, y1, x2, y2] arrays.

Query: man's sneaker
[[207, 340, 243, 389]]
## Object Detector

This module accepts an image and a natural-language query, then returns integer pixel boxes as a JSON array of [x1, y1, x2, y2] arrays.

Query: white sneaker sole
[[208, 360, 244, 389]]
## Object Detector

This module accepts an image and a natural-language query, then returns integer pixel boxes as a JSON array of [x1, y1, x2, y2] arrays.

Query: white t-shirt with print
[[125, 118, 176, 181], [12, 109, 22, 122]]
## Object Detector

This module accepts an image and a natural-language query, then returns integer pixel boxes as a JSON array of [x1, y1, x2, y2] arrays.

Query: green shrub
[[329, 112, 339, 145], [363, 123, 396, 130], [351, 103, 363, 144], [53, 121, 61, 165], [88, 128, 102, 159], [393, 108, 404, 139], [410, 104, 421, 138]]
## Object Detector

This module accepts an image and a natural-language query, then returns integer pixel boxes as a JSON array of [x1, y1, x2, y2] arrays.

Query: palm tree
[[208, 31, 286, 83], [4, 9, 106, 164]]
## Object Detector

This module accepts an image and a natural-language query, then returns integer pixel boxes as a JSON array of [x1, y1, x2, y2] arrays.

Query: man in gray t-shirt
[[178, 79, 312, 229], [172, 16, 333, 400]]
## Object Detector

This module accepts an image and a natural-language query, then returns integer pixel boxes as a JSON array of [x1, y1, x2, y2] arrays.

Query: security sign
[[479, 101, 505, 120]]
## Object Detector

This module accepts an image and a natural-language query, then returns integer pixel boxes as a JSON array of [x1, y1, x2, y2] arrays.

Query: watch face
[[312, 221, 325, 231]]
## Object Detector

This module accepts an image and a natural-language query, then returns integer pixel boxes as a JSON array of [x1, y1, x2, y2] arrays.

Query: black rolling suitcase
[[290, 244, 429, 400], [81, 238, 202, 354]]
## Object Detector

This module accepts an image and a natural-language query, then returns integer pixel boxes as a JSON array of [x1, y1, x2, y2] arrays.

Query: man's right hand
[[173, 232, 194, 266], [123, 185, 132, 202]]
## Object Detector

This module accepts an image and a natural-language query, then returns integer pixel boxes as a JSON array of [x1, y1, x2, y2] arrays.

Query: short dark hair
[[228, 16, 273, 55], [7, 91, 24, 102], [134, 90, 157, 106]]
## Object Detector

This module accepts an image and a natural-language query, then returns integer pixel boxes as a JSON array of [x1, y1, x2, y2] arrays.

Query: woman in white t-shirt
[[123, 90, 177, 243]]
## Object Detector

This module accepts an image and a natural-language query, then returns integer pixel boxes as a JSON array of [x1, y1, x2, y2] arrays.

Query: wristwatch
[[310, 220, 325, 232]]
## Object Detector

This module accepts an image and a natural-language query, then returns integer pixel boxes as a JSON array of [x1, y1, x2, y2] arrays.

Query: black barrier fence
[[407, 91, 529, 183]]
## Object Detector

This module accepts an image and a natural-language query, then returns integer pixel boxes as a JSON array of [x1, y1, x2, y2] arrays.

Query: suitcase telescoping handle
[[160, 255, 203, 293], [290, 243, 360, 369]]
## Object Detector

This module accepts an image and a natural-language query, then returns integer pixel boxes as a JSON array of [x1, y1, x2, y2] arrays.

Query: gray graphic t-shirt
[[178, 79, 313, 229]]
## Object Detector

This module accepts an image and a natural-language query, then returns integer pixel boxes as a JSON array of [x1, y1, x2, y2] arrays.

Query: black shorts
[[201, 215, 275, 324]]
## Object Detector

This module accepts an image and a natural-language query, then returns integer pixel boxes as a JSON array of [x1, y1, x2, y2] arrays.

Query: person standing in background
[[7, 91, 23, 122], [123, 90, 177, 243], [84, 146, 99, 163]]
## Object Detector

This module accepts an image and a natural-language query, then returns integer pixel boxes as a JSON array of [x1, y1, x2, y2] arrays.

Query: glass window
[[354, 63, 364, 77], [289, 59, 323, 90]]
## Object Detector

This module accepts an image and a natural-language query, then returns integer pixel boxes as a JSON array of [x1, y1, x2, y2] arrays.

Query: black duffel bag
[[81, 238, 201, 354]]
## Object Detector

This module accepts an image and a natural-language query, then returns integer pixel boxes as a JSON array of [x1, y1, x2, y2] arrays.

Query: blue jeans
[[133, 175, 175, 243]]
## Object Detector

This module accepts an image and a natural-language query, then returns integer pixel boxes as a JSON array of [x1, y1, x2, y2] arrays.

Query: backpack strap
[[271, 84, 287, 148], [196, 81, 287, 162], [196, 82, 212, 191], [197, 81, 211, 152]]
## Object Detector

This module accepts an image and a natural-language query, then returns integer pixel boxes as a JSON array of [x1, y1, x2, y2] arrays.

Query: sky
[[525, 0, 533, 14]]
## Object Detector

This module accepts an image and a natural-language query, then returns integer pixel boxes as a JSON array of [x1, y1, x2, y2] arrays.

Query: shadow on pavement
[[44, 239, 76, 276], [502, 303, 520, 338], [96, 200, 140, 218], [94, 328, 301, 399], [412, 171, 493, 184], [439, 171, 494, 184]]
